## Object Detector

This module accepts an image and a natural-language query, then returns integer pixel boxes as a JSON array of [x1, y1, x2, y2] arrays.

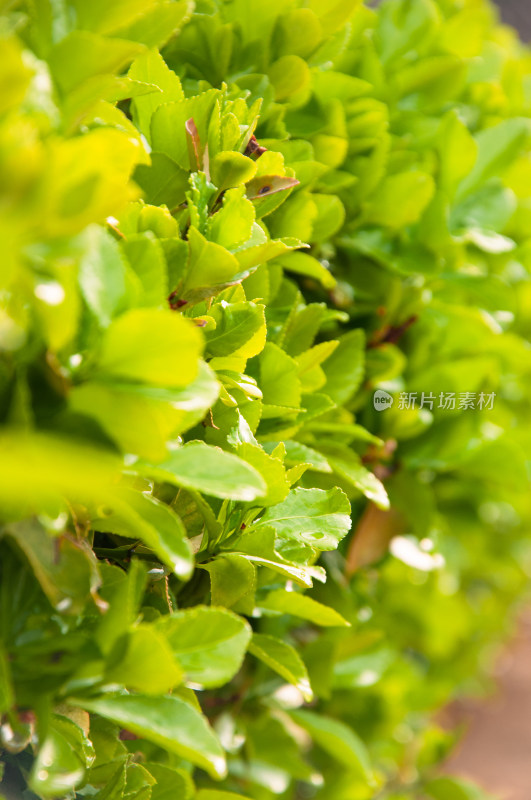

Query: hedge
[[1, 0, 531, 798]]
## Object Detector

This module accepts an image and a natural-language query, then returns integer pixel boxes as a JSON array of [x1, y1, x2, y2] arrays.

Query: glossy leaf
[[276, 251, 336, 289], [248, 633, 313, 701], [260, 589, 350, 627], [1, 520, 100, 615], [92, 489, 194, 579], [105, 625, 183, 694], [319, 445, 390, 510], [134, 153, 189, 209], [150, 91, 220, 170], [211, 151, 257, 191], [138, 441, 266, 501], [180, 227, 245, 301], [73, 694, 226, 779], [322, 329, 365, 405], [253, 487, 352, 550], [129, 48, 184, 139], [155, 606, 251, 688], [29, 717, 92, 796], [96, 308, 204, 387], [201, 554, 256, 614], [205, 302, 266, 359], [146, 764, 194, 800]]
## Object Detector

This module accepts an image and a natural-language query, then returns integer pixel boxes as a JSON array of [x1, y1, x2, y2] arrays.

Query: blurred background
[[496, 0, 531, 40], [439, 4, 531, 799]]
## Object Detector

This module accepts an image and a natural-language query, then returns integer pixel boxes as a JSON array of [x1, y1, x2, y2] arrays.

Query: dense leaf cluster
[[0, 0, 530, 798]]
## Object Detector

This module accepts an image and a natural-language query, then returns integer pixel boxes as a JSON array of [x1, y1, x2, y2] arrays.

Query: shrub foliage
[[1, 0, 531, 798]]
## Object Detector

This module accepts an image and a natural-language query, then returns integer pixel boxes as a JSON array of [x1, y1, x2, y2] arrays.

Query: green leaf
[[129, 48, 184, 140], [155, 606, 251, 688], [234, 236, 304, 272], [124, 763, 155, 800], [270, 191, 317, 241], [138, 441, 266, 501], [0, 428, 124, 517], [48, 32, 143, 95], [137, 203, 180, 238], [105, 625, 183, 694], [91, 762, 127, 800], [295, 341, 339, 393], [72, 694, 226, 779], [145, 764, 194, 800], [289, 710, 373, 782], [1, 520, 100, 615], [163, 236, 189, 289], [246, 174, 299, 200], [260, 589, 350, 627], [376, 0, 440, 66], [92, 489, 194, 580], [78, 226, 129, 327], [312, 70, 370, 101], [113, 0, 193, 48], [150, 90, 220, 170], [333, 647, 395, 689], [29, 715, 94, 797], [71, 0, 159, 35], [273, 441, 332, 473], [187, 171, 217, 233], [318, 445, 390, 510], [232, 527, 325, 588], [201, 554, 256, 614], [248, 633, 313, 701], [236, 442, 290, 506], [96, 308, 204, 387], [205, 302, 266, 359], [246, 714, 317, 782], [134, 153, 190, 209], [342, 228, 438, 275], [207, 187, 256, 250], [196, 792, 252, 800], [0, 37, 32, 115], [211, 151, 257, 191], [290, 392, 336, 428], [311, 194, 346, 241], [425, 776, 495, 800], [322, 329, 365, 405], [252, 487, 351, 550], [252, 342, 301, 414], [307, 0, 358, 33], [363, 171, 435, 229], [95, 561, 147, 653], [438, 111, 478, 194], [456, 118, 531, 202], [450, 182, 517, 237], [180, 227, 244, 302], [276, 251, 336, 289], [283, 303, 328, 357], [393, 55, 465, 105], [43, 128, 143, 236], [276, 8, 323, 59], [268, 55, 311, 101], [121, 233, 168, 308], [0, 647, 13, 714], [70, 380, 190, 461]]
